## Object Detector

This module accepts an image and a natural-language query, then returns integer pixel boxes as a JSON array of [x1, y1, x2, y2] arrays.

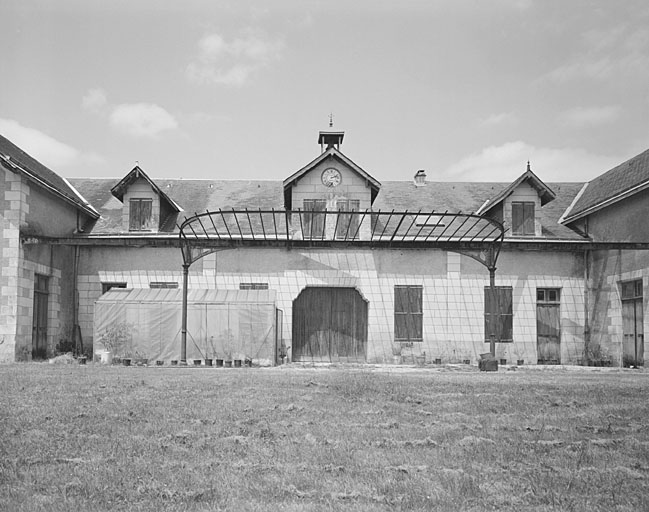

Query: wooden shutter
[[395, 286, 423, 341], [485, 286, 513, 342]]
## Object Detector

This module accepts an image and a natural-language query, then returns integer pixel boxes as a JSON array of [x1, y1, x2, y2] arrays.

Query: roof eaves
[[111, 166, 182, 213], [560, 179, 649, 225], [558, 182, 588, 225], [0, 154, 100, 219]]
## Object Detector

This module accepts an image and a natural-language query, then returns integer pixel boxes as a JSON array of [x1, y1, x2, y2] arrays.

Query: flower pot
[[234, 359, 242, 368], [193, 359, 202, 366], [205, 358, 213, 367], [171, 360, 178, 366], [499, 359, 507, 365], [156, 360, 164, 366], [517, 359, 524, 365], [463, 359, 471, 365], [224, 360, 232, 368], [215, 358, 224, 367], [122, 358, 132, 367], [434, 358, 442, 365]]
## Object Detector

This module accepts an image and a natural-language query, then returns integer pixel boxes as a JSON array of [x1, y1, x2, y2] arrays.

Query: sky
[[1, 0, 648, 184]]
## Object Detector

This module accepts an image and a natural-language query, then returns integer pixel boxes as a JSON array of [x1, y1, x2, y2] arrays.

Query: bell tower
[[318, 114, 344, 152]]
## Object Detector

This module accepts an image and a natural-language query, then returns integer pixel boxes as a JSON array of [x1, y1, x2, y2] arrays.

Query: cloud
[[186, 30, 284, 86], [0, 118, 104, 170], [480, 112, 518, 126], [443, 141, 620, 182], [109, 103, 178, 138], [81, 88, 108, 113], [544, 26, 649, 83], [558, 105, 621, 128]]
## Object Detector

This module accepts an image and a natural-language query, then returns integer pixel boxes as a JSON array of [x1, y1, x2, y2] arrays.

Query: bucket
[[98, 351, 113, 365]]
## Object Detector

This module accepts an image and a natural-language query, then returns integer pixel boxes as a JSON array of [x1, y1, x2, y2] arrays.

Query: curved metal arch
[[177, 209, 505, 360]]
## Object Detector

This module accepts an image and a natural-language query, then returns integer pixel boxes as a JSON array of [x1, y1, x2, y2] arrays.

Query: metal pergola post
[[181, 263, 189, 362]]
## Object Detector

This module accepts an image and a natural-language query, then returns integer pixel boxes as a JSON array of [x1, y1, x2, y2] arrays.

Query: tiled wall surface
[[78, 248, 587, 364]]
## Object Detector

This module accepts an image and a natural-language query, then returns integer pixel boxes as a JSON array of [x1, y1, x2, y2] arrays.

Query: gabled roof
[[0, 133, 99, 219], [283, 147, 381, 208], [110, 165, 183, 212], [69, 178, 285, 234], [69, 177, 586, 240], [476, 166, 556, 216], [560, 147, 649, 225]]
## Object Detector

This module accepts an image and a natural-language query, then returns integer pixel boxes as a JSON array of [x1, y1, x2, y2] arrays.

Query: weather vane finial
[[329, 112, 333, 128]]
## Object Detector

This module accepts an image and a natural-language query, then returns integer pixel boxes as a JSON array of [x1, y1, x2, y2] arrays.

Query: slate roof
[[561, 147, 649, 223], [476, 168, 556, 215], [70, 177, 586, 240], [68, 178, 285, 233], [0, 134, 98, 218]]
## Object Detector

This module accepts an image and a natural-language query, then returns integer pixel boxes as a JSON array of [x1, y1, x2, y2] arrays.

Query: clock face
[[321, 168, 342, 187]]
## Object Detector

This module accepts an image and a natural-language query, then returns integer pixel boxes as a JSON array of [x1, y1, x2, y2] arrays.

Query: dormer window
[[512, 201, 535, 235], [129, 198, 153, 231]]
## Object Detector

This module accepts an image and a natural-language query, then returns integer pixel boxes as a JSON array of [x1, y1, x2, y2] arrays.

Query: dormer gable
[[283, 146, 381, 210], [110, 166, 182, 232], [476, 163, 556, 237]]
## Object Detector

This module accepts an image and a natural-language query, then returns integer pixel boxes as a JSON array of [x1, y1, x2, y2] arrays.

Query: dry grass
[[1, 363, 649, 511]]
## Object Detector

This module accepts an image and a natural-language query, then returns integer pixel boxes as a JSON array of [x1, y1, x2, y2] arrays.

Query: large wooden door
[[622, 280, 644, 367], [537, 288, 561, 364], [292, 287, 368, 362]]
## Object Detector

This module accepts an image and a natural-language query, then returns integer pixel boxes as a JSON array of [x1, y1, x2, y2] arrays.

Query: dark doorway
[[32, 274, 49, 360], [292, 287, 368, 362], [621, 280, 644, 367], [537, 288, 561, 364]]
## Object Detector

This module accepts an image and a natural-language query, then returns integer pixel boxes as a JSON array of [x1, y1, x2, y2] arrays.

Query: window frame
[[129, 198, 154, 231], [394, 285, 423, 342], [511, 201, 535, 236], [102, 282, 127, 294], [484, 286, 513, 343]]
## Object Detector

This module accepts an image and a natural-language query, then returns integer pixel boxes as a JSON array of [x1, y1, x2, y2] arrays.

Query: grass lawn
[[1, 363, 649, 511]]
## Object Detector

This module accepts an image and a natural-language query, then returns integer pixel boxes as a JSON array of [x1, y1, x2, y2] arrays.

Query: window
[[302, 199, 326, 239], [240, 282, 269, 290], [512, 202, 535, 235], [537, 288, 560, 303], [149, 281, 178, 289], [102, 282, 127, 294], [621, 279, 643, 300], [484, 286, 513, 342], [129, 198, 153, 231], [394, 285, 423, 342], [336, 199, 360, 239]]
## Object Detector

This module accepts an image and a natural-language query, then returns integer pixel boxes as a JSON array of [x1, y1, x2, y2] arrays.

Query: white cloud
[[558, 105, 621, 128], [0, 118, 104, 170], [81, 88, 108, 113], [109, 103, 178, 138], [186, 30, 284, 86], [480, 112, 518, 126], [443, 141, 620, 182]]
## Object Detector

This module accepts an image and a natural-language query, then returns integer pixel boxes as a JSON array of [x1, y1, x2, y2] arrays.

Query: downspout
[[583, 249, 590, 365]]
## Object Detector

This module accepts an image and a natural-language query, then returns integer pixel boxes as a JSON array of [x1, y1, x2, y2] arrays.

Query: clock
[[321, 168, 342, 187]]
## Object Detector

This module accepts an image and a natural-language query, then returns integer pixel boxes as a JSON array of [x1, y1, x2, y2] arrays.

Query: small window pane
[[537, 290, 545, 302]]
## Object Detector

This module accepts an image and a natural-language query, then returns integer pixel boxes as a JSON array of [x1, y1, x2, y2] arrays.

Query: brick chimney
[[414, 169, 427, 186]]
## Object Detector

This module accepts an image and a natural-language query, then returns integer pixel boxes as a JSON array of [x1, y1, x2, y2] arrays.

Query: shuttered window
[[394, 286, 423, 342], [512, 202, 535, 235], [129, 199, 153, 231], [336, 199, 360, 239], [302, 199, 326, 239], [484, 286, 513, 342]]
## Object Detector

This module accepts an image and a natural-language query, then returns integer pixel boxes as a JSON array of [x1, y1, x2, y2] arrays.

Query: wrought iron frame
[[177, 209, 505, 360]]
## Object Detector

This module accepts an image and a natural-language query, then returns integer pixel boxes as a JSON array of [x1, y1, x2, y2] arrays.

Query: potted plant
[[513, 345, 525, 366], [156, 360, 164, 366], [391, 343, 403, 364], [96, 322, 131, 365], [496, 345, 507, 365], [462, 352, 471, 365], [193, 359, 202, 366]]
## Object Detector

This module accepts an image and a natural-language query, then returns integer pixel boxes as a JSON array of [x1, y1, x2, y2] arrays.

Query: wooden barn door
[[292, 287, 368, 362], [32, 274, 49, 360], [537, 288, 561, 364], [621, 280, 644, 367]]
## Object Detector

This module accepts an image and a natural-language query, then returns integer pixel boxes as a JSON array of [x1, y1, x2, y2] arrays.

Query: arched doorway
[[292, 287, 368, 362]]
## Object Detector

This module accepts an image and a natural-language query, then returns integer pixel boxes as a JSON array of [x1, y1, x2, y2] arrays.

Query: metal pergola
[[177, 209, 506, 361]]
